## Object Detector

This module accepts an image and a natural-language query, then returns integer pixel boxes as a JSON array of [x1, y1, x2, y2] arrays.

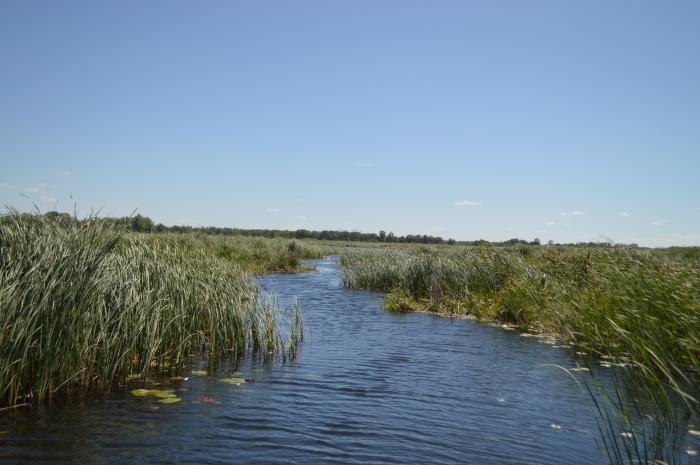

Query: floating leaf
[[154, 390, 177, 399], [131, 389, 157, 397], [191, 370, 207, 376], [220, 377, 253, 385], [169, 376, 185, 381], [158, 397, 182, 404], [550, 424, 561, 429]]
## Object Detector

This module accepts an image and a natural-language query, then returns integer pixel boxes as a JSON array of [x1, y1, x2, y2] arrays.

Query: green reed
[[0, 210, 313, 406]]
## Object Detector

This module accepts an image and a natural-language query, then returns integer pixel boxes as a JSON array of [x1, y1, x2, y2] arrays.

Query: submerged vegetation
[[0, 210, 320, 407], [342, 245, 700, 464]]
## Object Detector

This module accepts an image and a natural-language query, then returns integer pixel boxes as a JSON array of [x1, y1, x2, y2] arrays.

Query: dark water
[[0, 257, 672, 464]]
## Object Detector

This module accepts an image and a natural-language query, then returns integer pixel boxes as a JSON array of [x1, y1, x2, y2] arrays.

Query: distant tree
[[130, 214, 154, 233], [378, 230, 386, 242]]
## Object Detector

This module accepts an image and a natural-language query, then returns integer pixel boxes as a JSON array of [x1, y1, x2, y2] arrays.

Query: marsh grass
[[342, 245, 700, 463], [0, 210, 314, 406]]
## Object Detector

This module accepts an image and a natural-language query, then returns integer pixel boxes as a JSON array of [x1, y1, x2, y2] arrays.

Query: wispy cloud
[[560, 210, 584, 216], [0, 182, 11, 189], [266, 208, 281, 213], [651, 220, 667, 226], [298, 215, 307, 220], [24, 187, 40, 193], [55, 171, 71, 176], [619, 212, 630, 217], [545, 221, 556, 225], [354, 162, 372, 168], [454, 200, 481, 207], [40, 195, 57, 204]]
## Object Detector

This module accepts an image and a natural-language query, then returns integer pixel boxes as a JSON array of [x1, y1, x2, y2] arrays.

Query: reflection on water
[[0, 257, 661, 464]]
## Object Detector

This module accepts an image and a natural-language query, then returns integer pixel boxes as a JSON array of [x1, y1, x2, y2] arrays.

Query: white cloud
[[40, 195, 57, 204], [298, 215, 307, 220], [455, 200, 481, 207], [0, 182, 11, 188], [24, 187, 40, 193], [619, 212, 630, 217], [651, 220, 667, 226], [571, 210, 584, 216], [266, 208, 281, 213], [55, 171, 71, 176], [539, 229, 548, 233], [354, 162, 372, 168], [559, 212, 569, 216], [545, 221, 556, 225]]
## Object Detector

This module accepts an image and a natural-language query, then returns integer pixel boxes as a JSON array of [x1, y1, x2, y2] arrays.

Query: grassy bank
[[0, 211, 320, 407], [342, 245, 700, 463]]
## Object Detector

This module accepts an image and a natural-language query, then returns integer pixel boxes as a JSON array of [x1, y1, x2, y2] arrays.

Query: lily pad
[[220, 377, 254, 385], [131, 389, 158, 397], [169, 376, 185, 381], [191, 370, 208, 376], [154, 390, 178, 399], [158, 397, 182, 404]]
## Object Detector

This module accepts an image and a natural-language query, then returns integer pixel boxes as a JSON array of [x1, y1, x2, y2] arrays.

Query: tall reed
[[0, 211, 306, 406]]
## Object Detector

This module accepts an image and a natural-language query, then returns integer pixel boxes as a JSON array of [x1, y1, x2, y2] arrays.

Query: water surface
[[1, 257, 616, 464]]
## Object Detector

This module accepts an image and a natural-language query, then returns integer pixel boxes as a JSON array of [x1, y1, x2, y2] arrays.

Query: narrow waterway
[[1, 257, 623, 464]]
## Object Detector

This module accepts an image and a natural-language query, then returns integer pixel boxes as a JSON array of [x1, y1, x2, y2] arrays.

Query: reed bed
[[342, 245, 700, 464], [0, 211, 313, 407]]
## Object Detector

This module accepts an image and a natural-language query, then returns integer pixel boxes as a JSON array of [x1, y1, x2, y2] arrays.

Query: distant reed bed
[[342, 245, 700, 464], [0, 211, 314, 407]]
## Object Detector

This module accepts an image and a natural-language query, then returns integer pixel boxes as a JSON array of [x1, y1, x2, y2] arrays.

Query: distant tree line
[[34, 212, 639, 248]]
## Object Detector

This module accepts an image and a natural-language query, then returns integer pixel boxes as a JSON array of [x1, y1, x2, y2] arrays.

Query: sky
[[1, 1, 699, 247]]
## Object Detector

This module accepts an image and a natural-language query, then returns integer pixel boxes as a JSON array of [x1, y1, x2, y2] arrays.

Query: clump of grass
[[0, 210, 305, 406]]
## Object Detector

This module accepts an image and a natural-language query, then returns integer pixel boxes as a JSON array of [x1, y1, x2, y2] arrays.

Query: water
[[0, 257, 630, 464]]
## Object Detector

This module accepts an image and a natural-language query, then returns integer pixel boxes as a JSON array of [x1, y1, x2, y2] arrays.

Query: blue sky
[[1, 1, 699, 246]]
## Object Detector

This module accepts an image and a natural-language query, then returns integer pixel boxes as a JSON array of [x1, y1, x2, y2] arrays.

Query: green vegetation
[[45, 211, 642, 247], [0, 210, 319, 407], [342, 245, 700, 464]]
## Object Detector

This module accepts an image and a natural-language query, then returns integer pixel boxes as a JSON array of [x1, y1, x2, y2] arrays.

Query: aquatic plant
[[0, 210, 309, 406]]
